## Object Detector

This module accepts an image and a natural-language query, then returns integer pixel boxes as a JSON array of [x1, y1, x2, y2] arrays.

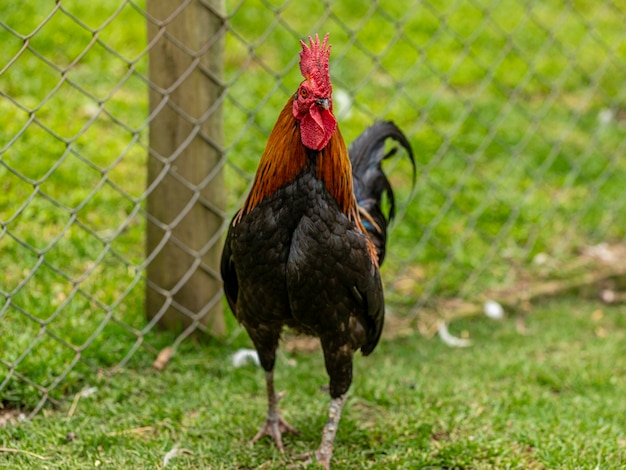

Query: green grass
[[1, 1, 626, 465], [0, 0, 151, 409], [2, 298, 626, 468]]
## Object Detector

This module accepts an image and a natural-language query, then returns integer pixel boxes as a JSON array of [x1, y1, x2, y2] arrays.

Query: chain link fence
[[1, 0, 625, 416]]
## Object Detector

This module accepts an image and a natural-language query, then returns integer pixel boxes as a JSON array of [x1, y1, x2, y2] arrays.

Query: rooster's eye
[[299, 87, 308, 98]]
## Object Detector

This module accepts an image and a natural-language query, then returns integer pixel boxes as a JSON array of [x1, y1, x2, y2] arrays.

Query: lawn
[[1, 0, 626, 467], [2, 298, 625, 468]]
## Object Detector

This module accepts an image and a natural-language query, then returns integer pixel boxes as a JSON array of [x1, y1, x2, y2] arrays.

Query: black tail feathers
[[349, 121, 415, 265]]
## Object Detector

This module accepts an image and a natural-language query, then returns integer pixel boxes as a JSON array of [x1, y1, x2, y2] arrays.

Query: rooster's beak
[[315, 98, 330, 110]]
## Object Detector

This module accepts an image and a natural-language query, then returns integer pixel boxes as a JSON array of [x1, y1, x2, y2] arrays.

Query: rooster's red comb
[[299, 33, 332, 94]]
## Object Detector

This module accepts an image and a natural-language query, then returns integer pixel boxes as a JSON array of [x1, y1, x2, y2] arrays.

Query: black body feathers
[[221, 119, 413, 398]]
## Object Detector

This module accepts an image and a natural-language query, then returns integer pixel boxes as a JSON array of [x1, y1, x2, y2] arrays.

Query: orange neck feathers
[[239, 99, 308, 218], [240, 97, 358, 220], [315, 124, 358, 220]]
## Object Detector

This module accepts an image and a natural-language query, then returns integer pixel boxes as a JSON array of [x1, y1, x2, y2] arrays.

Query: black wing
[[220, 215, 240, 316]]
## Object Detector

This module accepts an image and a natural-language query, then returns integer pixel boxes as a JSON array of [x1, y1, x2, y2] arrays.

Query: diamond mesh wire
[[1, 0, 625, 415]]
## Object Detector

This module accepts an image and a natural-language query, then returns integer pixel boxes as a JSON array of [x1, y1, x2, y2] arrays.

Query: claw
[[314, 448, 331, 470], [250, 411, 300, 452], [254, 372, 301, 452], [294, 394, 347, 469], [292, 451, 330, 470]]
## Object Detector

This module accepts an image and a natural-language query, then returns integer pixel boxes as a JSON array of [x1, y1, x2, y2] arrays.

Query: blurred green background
[[0, 3, 625, 466]]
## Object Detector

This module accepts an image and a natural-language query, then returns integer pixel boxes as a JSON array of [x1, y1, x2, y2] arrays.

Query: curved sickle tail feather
[[349, 121, 415, 265]]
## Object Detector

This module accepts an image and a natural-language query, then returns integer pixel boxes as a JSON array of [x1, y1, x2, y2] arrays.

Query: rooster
[[221, 33, 414, 469]]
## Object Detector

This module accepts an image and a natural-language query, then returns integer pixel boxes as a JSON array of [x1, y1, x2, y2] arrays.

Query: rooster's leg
[[251, 369, 300, 452], [314, 393, 348, 469]]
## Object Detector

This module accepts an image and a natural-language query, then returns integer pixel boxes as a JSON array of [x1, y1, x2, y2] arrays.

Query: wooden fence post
[[145, 0, 226, 336]]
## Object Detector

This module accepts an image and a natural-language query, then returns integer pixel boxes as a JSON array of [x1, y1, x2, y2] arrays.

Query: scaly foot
[[251, 414, 300, 452], [314, 448, 332, 470], [293, 393, 347, 469], [293, 450, 331, 470], [251, 391, 300, 452]]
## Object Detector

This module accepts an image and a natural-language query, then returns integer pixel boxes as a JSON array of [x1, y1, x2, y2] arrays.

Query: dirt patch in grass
[[0, 406, 23, 428]]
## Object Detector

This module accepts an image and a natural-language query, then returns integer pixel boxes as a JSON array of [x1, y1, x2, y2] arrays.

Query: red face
[[292, 80, 337, 151]]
